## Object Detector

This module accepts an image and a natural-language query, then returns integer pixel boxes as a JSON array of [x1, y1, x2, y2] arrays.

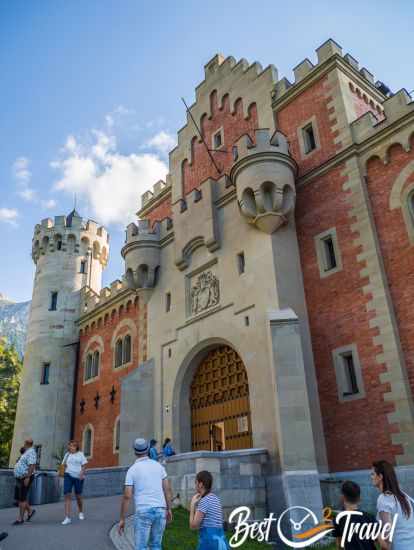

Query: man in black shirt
[[333, 481, 377, 550]]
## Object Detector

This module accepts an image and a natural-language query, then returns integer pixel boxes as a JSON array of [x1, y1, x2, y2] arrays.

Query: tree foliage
[[0, 337, 22, 467]]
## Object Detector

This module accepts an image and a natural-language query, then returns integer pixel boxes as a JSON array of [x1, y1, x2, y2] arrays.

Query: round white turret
[[11, 210, 109, 468]]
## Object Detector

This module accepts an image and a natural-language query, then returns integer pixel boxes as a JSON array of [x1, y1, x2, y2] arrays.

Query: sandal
[[27, 509, 36, 522]]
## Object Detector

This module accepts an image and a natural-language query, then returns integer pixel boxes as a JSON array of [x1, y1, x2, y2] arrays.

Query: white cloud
[[146, 131, 176, 155], [13, 157, 31, 183], [12, 156, 58, 209], [41, 199, 57, 209], [52, 126, 168, 225], [0, 208, 19, 226], [13, 156, 37, 202]]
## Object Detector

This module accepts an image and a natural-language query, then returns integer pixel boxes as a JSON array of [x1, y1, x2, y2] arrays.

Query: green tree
[[0, 337, 22, 467]]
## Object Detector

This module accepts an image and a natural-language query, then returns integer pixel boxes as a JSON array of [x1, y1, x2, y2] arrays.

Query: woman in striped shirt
[[189, 470, 229, 550]]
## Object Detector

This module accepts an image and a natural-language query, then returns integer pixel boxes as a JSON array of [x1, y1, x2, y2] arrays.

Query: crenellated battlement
[[31, 210, 109, 266], [272, 38, 382, 102], [168, 53, 277, 203], [351, 89, 414, 146], [81, 279, 128, 314], [141, 179, 171, 208]]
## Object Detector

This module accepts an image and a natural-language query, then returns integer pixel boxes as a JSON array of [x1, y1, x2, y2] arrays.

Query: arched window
[[115, 338, 123, 368], [92, 351, 100, 378], [123, 335, 131, 364], [85, 354, 93, 380], [83, 425, 93, 458], [114, 417, 120, 453]]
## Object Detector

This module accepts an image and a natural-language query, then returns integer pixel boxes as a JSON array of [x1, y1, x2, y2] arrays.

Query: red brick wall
[[276, 76, 339, 176], [74, 298, 142, 467], [295, 164, 401, 471], [145, 195, 172, 227], [143, 93, 258, 225], [182, 93, 258, 194], [365, 139, 414, 396]]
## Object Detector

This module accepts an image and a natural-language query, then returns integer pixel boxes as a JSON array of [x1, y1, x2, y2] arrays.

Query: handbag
[[58, 453, 69, 477]]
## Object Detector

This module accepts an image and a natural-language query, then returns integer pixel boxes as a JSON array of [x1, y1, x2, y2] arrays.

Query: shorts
[[63, 473, 84, 495], [15, 476, 34, 502]]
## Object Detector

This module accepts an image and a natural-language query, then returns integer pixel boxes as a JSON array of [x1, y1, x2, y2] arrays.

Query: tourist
[[333, 480, 377, 550], [162, 438, 176, 458], [372, 460, 414, 549], [61, 440, 88, 525], [149, 439, 159, 461], [119, 438, 172, 550], [189, 470, 229, 550], [13, 438, 37, 525]]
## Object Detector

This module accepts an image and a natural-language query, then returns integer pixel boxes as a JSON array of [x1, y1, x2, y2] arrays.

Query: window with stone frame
[[314, 227, 342, 278], [332, 344, 365, 402]]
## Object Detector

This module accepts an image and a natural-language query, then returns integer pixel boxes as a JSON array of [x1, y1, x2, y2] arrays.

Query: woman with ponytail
[[372, 460, 414, 549], [189, 470, 229, 550]]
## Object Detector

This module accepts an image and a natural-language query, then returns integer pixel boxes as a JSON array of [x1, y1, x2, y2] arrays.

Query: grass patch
[[163, 507, 338, 549], [163, 507, 268, 549]]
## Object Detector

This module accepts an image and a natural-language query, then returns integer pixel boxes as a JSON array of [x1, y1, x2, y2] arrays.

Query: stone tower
[[11, 210, 109, 468]]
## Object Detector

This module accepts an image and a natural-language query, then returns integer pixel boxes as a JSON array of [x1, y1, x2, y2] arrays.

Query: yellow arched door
[[190, 345, 253, 451]]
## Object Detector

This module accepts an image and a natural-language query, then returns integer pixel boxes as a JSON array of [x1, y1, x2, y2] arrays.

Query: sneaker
[[79, 513, 85, 520], [61, 517, 71, 525]]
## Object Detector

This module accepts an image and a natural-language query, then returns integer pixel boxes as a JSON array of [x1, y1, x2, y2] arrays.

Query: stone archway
[[190, 345, 253, 451]]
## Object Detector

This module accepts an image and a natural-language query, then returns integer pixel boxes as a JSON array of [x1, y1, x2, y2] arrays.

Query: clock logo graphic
[[277, 506, 334, 548]]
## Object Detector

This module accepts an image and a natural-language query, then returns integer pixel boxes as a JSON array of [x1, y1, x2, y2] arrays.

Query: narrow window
[[85, 354, 93, 380], [123, 335, 131, 364], [114, 418, 120, 452], [237, 252, 245, 274], [322, 236, 337, 271], [40, 363, 50, 385], [115, 338, 123, 368], [244, 316, 250, 327], [83, 427, 92, 458], [80, 260, 87, 274], [213, 130, 223, 149], [50, 291, 58, 311], [56, 240, 62, 250], [166, 292, 171, 313], [232, 146, 238, 161], [92, 351, 100, 378], [302, 123, 316, 154], [342, 352, 359, 396]]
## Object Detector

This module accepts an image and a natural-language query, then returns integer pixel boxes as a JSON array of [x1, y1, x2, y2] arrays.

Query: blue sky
[[1, 0, 412, 302]]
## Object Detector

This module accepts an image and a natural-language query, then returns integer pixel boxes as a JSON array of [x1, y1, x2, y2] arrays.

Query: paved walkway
[[0, 495, 133, 550]]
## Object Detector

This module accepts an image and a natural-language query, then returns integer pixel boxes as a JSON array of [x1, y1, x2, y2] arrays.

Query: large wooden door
[[190, 345, 253, 451]]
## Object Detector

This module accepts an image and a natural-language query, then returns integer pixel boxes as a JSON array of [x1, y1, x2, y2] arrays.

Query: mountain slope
[[0, 293, 30, 357]]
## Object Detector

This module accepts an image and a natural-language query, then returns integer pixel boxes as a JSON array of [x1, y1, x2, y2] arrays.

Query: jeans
[[197, 527, 229, 550], [134, 507, 166, 550]]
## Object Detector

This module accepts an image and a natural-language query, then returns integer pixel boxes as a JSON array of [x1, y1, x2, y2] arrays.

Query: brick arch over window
[[82, 335, 104, 383], [111, 318, 137, 369], [389, 160, 414, 244]]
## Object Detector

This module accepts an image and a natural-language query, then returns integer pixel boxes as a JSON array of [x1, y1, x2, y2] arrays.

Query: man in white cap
[[119, 437, 172, 549]]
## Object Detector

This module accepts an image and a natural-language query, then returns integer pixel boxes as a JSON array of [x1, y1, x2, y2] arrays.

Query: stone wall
[[165, 449, 268, 520]]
